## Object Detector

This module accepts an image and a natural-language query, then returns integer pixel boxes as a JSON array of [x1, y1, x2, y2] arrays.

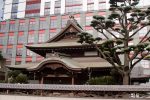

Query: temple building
[[7, 17, 112, 84]]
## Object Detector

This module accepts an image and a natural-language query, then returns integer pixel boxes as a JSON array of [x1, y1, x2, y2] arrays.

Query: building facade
[[3, 0, 108, 20], [1, 0, 150, 83]]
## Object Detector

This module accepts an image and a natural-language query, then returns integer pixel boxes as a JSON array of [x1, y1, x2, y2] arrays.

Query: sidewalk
[[0, 95, 147, 100]]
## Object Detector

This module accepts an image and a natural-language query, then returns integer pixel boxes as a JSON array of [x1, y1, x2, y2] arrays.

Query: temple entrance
[[44, 77, 72, 84], [38, 62, 79, 84]]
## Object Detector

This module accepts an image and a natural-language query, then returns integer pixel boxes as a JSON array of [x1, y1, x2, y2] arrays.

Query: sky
[[0, 0, 3, 21]]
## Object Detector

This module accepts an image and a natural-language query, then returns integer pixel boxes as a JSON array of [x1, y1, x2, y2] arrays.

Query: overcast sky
[[0, 0, 3, 20]]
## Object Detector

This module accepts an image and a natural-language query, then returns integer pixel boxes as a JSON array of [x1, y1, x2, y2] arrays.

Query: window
[[11, 3, 18, 12], [65, 6, 82, 13], [16, 48, 22, 56], [40, 19, 47, 29], [8, 36, 14, 44], [55, 7, 61, 14], [55, 0, 61, 7], [112, 31, 119, 38], [44, 8, 50, 15], [26, 3, 40, 10], [87, 4, 94, 11], [29, 21, 36, 30], [98, 30, 107, 39], [66, 0, 82, 5], [49, 31, 57, 39], [87, 0, 94, 4], [141, 60, 149, 68], [86, 16, 93, 26], [139, 27, 147, 37], [7, 48, 12, 57], [38, 33, 45, 43], [27, 49, 33, 56], [19, 22, 25, 31], [45, 2, 51, 8], [0, 22, 6, 32], [50, 19, 57, 28], [18, 33, 24, 44], [61, 18, 68, 28], [11, 13, 17, 19], [99, 2, 106, 10], [28, 34, 34, 43], [9, 23, 16, 31], [0, 37, 3, 44]]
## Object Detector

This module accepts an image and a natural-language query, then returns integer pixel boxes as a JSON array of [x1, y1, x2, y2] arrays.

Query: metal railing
[[0, 83, 150, 98], [0, 83, 150, 92]]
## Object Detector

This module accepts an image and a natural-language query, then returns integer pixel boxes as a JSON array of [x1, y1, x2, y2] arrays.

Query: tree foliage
[[8, 70, 28, 84], [78, 0, 150, 85], [87, 76, 116, 85]]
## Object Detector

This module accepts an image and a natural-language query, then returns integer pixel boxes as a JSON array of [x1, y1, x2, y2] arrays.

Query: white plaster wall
[[82, 0, 87, 12], [4, 4, 12, 13], [5, 0, 13, 4], [17, 2, 26, 18], [3, 13, 11, 20]]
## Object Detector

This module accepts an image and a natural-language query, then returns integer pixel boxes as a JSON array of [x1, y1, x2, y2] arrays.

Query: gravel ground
[[0, 95, 148, 100]]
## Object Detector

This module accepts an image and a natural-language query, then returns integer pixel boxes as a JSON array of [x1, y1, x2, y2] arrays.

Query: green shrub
[[87, 76, 116, 85], [8, 70, 28, 84]]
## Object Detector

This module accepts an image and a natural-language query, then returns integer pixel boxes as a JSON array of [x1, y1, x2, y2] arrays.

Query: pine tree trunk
[[123, 73, 129, 85]]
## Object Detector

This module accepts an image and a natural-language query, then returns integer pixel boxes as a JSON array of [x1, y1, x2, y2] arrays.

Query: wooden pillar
[[72, 77, 74, 85], [71, 72, 75, 85], [40, 73, 44, 96], [40, 76, 44, 84]]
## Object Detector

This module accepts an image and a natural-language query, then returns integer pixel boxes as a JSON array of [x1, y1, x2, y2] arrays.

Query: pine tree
[[78, 0, 150, 85]]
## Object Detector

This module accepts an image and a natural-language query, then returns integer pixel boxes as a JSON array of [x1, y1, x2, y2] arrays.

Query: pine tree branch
[[110, 27, 125, 37], [130, 51, 149, 72], [139, 30, 150, 43], [94, 43, 123, 74], [130, 25, 147, 38]]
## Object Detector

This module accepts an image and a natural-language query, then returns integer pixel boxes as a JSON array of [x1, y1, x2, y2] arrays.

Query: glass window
[[141, 60, 149, 68], [55, 0, 61, 7], [18, 35, 24, 44], [0, 37, 3, 44], [7, 48, 12, 57], [44, 8, 50, 15], [0, 23, 6, 32], [16, 48, 22, 56], [61, 18, 68, 28], [86, 16, 93, 26], [28, 34, 34, 43], [87, 0, 94, 3], [26, 3, 40, 10], [29, 21, 36, 30], [19, 22, 25, 31], [87, 4, 94, 11], [50, 19, 57, 28], [27, 49, 33, 56], [11, 3, 18, 12], [40, 20, 47, 29], [9, 23, 16, 31], [45, 2, 51, 8], [11, 13, 17, 19], [139, 27, 147, 37], [55, 7, 61, 14], [99, 2, 106, 10], [49, 32, 57, 39], [38, 33, 45, 43], [8, 36, 14, 44], [65, 6, 82, 13], [66, 0, 82, 5]]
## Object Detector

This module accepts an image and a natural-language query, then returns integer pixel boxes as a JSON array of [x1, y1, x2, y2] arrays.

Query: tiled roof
[[7, 56, 112, 71]]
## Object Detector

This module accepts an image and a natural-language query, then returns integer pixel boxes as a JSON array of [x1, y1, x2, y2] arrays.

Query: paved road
[[0, 95, 148, 100]]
